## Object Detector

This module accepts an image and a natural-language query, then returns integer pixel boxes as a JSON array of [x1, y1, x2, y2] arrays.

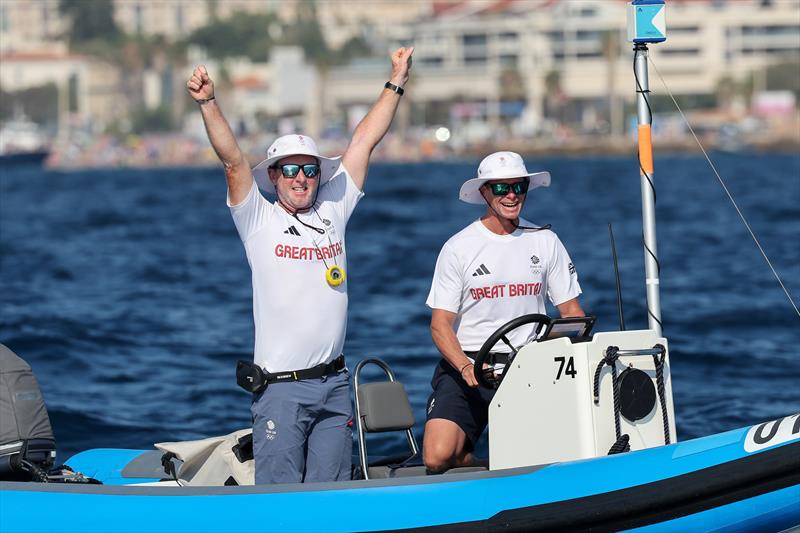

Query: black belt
[[236, 355, 345, 393], [266, 355, 345, 384], [463, 352, 510, 365]]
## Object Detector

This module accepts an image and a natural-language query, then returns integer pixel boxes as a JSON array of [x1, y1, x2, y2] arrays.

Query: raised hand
[[187, 65, 215, 102], [389, 46, 414, 88]]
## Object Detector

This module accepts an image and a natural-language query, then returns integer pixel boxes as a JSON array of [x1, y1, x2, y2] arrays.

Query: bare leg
[[423, 418, 476, 473]]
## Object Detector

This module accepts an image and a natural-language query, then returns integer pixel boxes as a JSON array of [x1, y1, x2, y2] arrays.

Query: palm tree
[[499, 68, 526, 102], [289, 1, 333, 139], [715, 75, 738, 110], [602, 29, 623, 136], [544, 69, 564, 122]]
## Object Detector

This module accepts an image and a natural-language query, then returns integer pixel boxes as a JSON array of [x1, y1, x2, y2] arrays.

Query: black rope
[[161, 452, 183, 486], [633, 45, 653, 126], [50, 464, 102, 484], [593, 346, 625, 443], [14, 440, 49, 482], [291, 212, 325, 234], [652, 343, 671, 445], [18, 458, 49, 482], [644, 247, 664, 331], [607, 434, 631, 455], [594, 344, 672, 454]]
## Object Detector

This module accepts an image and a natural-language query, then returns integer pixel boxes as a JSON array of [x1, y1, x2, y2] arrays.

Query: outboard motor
[[0, 343, 57, 481]]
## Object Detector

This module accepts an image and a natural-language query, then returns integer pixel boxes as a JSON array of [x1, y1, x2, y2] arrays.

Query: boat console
[[482, 320, 676, 470]]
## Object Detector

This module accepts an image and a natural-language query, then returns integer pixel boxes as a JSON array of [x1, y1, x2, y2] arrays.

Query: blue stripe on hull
[[2, 424, 798, 533]]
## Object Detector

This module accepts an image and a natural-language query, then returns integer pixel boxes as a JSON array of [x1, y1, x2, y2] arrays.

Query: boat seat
[[444, 466, 488, 474], [366, 465, 429, 479], [354, 358, 421, 480]]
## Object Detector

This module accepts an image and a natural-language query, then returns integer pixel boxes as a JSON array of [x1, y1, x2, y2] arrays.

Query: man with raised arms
[[423, 151, 584, 473], [187, 47, 413, 484]]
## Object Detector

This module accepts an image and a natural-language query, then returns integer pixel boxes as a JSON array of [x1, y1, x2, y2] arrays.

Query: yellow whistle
[[326, 265, 346, 287]]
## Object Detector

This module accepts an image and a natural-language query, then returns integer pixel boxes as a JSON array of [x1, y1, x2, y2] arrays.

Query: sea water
[[1, 153, 798, 460]]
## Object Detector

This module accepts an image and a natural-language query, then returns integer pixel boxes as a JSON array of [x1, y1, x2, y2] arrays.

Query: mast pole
[[627, 0, 667, 336], [634, 43, 662, 336]]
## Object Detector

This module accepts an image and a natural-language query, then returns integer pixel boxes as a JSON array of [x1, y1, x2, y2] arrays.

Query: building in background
[[0, 0, 66, 54], [1, 0, 798, 161], [325, 0, 799, 142]]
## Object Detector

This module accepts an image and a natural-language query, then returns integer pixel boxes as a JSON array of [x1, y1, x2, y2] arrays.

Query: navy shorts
[[425, 359, 496, 451]]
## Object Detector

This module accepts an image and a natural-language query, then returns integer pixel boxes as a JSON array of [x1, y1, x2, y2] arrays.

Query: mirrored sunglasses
[[487, 180, 529, 196], [274, 163, 320, 178]]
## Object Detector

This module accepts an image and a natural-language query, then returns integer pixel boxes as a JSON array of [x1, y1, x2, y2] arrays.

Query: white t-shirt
[[426, 218, 581, 352], [229, 165, 364, 373]]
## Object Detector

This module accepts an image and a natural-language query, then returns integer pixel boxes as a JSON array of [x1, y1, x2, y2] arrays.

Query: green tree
[[544, 69, 563, 119], [281, 1, 332, 139], [766, 60, 800, 99], [284, 1, 331, 66], [185, 12, 279, 62], [130, 105, 173, 134], [715, 75, 738, 109], [333, 36, 373, 64], [602, 29, 623, 135], [0, 84, 59, 126], [59, 0, 121, 47], [498, 68, 525, 102]]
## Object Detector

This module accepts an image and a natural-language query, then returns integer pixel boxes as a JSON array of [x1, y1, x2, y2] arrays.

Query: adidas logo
[[283, 226, 300, 236], [472, 264, 491, 277]]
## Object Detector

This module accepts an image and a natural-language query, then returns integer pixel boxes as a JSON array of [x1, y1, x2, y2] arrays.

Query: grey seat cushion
[[368, 465, 429, 479], [358, 381, 415, 432], [443, 466, 488, 474], [367, 465, 488, 479]]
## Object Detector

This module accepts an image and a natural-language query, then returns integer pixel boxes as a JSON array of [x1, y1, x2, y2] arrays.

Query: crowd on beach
[[43, 114, 800, 170]]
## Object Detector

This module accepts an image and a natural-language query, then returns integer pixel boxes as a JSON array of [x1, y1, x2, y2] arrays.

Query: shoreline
[[40, 136, 800, 171]]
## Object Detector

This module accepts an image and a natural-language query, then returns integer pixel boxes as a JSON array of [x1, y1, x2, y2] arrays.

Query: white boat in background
[[0, 114, 51, 166]]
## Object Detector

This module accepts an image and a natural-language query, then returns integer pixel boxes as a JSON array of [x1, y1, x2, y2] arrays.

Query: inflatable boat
[[1, 325, 799, 533], [1, 415, 798, 532]]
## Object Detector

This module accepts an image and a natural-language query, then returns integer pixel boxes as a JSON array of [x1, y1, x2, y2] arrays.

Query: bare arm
[[431, 308, 480, 388], [341, 47, 414, 190], [187, 65, 253, 205], [556, 297, 585, 318]]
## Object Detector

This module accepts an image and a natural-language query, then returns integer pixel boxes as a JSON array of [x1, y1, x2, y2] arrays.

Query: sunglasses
[[486, 180, 529, 196], [272, 163, 320, 178]]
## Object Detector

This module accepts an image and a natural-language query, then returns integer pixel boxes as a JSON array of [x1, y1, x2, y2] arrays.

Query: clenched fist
[[187, 65, 215, 102], [388, 46, 414, 88]]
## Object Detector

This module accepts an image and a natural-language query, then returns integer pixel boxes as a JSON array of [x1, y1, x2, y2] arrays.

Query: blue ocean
[[1, 153, 798, 462]]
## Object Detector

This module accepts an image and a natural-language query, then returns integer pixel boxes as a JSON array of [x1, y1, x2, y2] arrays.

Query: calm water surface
[[1, 153, 798, 461]]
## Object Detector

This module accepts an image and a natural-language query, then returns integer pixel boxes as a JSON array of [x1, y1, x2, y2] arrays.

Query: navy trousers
[[251, 369, 352, 484]]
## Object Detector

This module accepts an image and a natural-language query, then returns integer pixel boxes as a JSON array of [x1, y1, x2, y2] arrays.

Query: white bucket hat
[[459, 151, 550, 204], [252, 134, 341, 195]]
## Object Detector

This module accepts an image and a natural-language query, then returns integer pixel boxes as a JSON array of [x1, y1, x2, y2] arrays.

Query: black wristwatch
[[384, 81, 404, 95]]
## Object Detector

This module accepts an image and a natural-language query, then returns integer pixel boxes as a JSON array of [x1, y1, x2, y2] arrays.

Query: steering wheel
[[473, 314, 551, 389]]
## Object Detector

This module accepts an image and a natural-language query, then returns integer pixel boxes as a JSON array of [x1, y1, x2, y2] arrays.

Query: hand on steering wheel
[[473, 314, 551, 389]]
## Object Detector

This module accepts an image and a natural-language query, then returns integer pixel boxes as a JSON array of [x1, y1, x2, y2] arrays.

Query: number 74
[[554, 356, 577, 380]]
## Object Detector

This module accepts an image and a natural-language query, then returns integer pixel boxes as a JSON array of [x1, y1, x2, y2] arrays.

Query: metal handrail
[[353, 357, 419, 480], [613, 347, 665, 357]]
